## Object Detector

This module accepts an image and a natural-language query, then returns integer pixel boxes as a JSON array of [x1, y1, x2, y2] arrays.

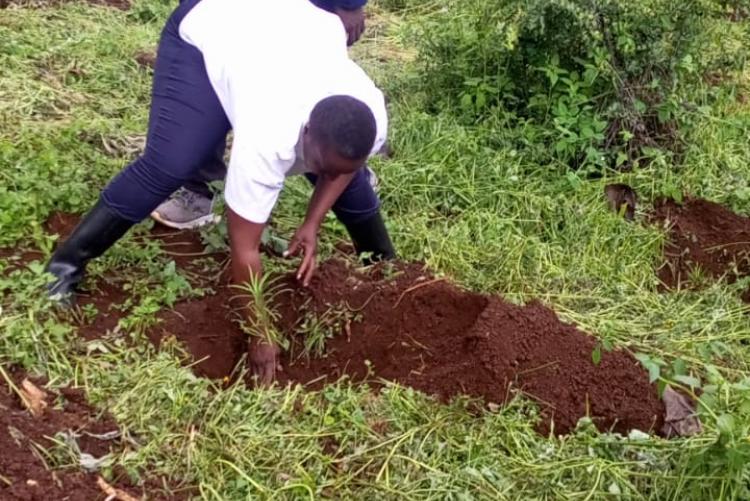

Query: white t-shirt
[[179, 0, 388, 223]]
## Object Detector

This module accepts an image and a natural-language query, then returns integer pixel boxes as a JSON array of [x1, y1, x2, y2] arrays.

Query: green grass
[[1, 0, 750, 499]]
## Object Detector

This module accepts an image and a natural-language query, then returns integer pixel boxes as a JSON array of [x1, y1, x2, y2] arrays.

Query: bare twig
[[393, 278, 446, 309]]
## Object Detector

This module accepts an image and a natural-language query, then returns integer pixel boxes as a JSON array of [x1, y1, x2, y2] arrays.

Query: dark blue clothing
[[102, 0, 380, 226], [305, 169, 379, 226], [310, 0, 367, 11]]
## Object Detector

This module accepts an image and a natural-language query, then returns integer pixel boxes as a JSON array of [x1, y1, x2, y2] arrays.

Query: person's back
[[179, 0, 348, 122]]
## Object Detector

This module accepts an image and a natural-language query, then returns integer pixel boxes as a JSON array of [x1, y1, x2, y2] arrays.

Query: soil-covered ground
[[150, 258, 665, 436], [4, 209, 694, 437], [0, 367, 172, 500], [17, 198, 750, 442], [653, 198, 750, 295]]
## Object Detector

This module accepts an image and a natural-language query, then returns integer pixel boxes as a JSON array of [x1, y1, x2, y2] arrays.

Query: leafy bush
[[408, 0, 748, 172]]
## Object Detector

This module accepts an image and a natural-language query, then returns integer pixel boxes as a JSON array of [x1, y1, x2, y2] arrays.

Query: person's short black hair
[[309, 95, 377, 160]]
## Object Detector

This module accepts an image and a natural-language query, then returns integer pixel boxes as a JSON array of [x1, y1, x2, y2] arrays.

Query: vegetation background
[[1, 0, 750, 498]]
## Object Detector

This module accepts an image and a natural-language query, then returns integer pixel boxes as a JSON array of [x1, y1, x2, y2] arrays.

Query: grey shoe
[[151, 188, 220, 230]]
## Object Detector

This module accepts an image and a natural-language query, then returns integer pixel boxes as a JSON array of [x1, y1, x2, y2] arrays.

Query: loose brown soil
[[135, 51, 156, 70], [74, 279, 131, 340], [5, 213, 665, 435], [149, 259, 665, 436], [653, 198, 750, 290], [148, 288, 244, 380], [0, 367, 174, 500]]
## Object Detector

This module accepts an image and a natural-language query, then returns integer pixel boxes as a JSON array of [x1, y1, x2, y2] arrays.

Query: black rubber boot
[[46, 198, 134, 302], [343, 211, 396, 264]]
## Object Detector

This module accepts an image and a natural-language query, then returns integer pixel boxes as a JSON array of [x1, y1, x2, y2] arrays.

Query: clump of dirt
[[0, 367, 175, 499], [604, 183, 637, 221], [44, 211, 80, 237], [150, 259, 664, 436], [653, 198, 750, 290], [134, 51, 156, 70]]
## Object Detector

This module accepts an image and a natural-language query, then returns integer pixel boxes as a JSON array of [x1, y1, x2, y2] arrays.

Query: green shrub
[[408, 0, 748, 172]]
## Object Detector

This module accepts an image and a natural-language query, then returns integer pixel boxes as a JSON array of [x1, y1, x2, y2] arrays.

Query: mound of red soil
[[0, 368, 176, 500], [148, 289, 244, 380], [653, 198, 750, 290], [6, 215, 664, 435], [150, 259, 664, 436]]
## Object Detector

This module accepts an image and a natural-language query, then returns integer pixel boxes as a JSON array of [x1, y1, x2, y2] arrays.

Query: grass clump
[[235, 273, 289, 350]]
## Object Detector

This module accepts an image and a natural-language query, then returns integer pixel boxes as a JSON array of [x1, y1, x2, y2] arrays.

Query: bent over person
[[152, 0, 371, 229], [45, 0, 396, 382]]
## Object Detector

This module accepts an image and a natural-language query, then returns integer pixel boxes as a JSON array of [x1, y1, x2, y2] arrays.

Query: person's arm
[[310, 0, 367, 45], [228, 208, 265, 285], [285, 171, 355, 286], [227, 208, 281, 384]]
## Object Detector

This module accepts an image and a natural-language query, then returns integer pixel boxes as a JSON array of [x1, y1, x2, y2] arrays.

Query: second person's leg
[[305, 167, 395, 262], [151, 139, 228, 229], [46, 0, 230, 300]]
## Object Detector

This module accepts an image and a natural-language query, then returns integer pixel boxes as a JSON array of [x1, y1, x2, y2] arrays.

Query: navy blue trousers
[[102, 0, 380, 226]]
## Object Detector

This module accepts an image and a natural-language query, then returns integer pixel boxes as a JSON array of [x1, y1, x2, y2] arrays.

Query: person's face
[[302, 126, 365, 178]]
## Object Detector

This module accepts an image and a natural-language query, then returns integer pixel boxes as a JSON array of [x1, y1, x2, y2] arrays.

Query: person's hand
[[284, 222, 319, 286], [335, 6, 365, 46], [249, 336, 280, 385]]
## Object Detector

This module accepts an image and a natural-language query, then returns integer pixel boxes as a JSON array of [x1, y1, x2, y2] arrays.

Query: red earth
[[653, 198, 750, 295], [2, 212, 667, 436], [0, 367, 181, 500], [150, 259, 665, 436]]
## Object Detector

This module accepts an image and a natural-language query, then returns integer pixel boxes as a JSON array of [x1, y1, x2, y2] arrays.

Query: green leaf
[[565, 172, 582, 190], [673, 374, 701, 388], [475, 91, 487, 109], [716, 414, 735, 435], [592, 344, 601, 365], [648, 363, 661, 383], [672, 358, 687, 376], [615, 152, 628, 167]]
